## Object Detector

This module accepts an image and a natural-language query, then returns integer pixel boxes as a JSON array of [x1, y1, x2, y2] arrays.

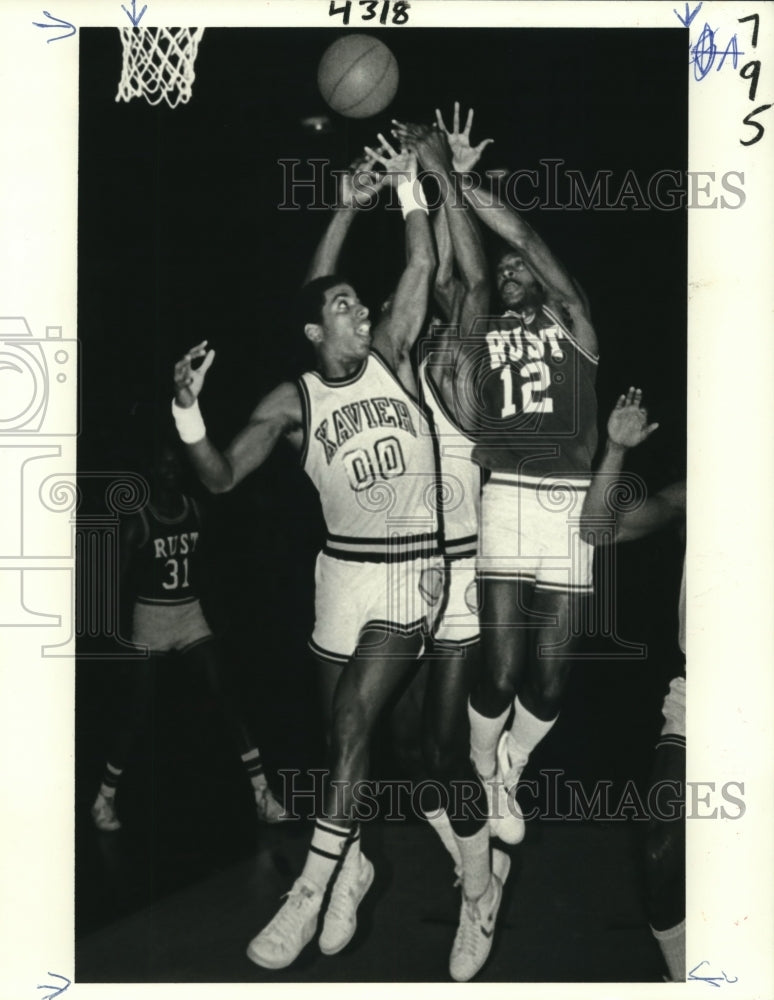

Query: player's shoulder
[[250, 380, 303, 425]]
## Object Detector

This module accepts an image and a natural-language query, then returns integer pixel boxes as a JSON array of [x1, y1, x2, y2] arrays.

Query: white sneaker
[[255, 785, 289, 824], [319, 851, 374, 955], [487, 732, 527, 845], [91, 792, 121, 832], [449, 870, 506, 982], [246, 878, 322, 969]]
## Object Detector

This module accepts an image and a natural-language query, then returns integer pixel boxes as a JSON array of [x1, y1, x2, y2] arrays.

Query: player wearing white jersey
[[581, 388, 686, 981], [300, 142, 508, 981], [173, 140, 441, 972]]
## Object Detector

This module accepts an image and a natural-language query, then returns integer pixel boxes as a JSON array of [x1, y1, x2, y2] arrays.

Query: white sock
[[343, 827, 362, 867], [241, 748, 268, 791], [468, 700, 509, 779], [651, 919, 685, 981], [423, 808, 461, 869], [508, 696, 556, 762], [300, 819, 352, 891], [454, 824, 491, 901]]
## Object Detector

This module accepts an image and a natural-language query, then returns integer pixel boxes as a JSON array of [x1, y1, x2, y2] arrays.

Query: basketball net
[[116, 27, 205, 108]]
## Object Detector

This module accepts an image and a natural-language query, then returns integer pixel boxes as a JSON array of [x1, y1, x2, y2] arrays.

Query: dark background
[[76, 27, 687, 937]]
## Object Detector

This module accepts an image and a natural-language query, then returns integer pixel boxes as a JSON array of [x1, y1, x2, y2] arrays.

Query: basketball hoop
[[116, 27, 205, 109]]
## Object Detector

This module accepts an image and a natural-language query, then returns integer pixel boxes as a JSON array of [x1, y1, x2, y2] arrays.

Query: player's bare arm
[[581, 388, 683, 543], [173, 341, 302, 494], [305, 153, 385, 283], [392, 117, 490, 332], [438, 101, 597, 355], [365, 136, 436, 389]]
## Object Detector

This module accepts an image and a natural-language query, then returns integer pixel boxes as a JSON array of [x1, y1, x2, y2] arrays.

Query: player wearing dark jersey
[[90, 444, 285, 832], [581, 388, 686, 982], [172, 140, 446, 972], [415, 104, 600, 846]]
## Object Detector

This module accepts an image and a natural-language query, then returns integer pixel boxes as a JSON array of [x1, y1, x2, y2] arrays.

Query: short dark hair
[[298, 274, 349, 328]]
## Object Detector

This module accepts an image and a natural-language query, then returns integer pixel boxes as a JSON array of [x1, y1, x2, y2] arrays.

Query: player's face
[[496, 253, 540, 310], [319, 283, 371, 359], [153, 447, 182, 492]]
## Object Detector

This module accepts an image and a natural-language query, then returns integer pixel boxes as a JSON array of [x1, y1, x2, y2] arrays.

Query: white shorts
[[132, 599, 212, 654], [309, 552, 444, 663], [477, 473, 594, 593], [434, 556, 479, 647], [659, 675, 686, 739]]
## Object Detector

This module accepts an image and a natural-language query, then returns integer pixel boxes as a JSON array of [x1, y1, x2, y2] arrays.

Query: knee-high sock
[[468, 701, 509, 779], [423, 807, 461, 869], [651, 920, 685, 981], [300, 819, 352, 891], [453, 824, 491, 901], [508, 695, 556, 762]]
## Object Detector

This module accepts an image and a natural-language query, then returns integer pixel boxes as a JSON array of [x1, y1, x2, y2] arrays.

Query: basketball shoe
[[486, 732, 527, 844], [255, 784, 288, 824], [319, 850, 375, 955], [449, 851, 511, 982], [91, 792, 121, 832], [246, 878, 322, 969]]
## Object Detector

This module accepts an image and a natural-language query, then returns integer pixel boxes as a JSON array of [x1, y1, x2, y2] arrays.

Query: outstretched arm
[[392, 117, 490, 334], [172, 341, 302, 494], [438, 102, 596, 355], [367, 136, 436, 388], [581, 388, 683, 543], [304, 154, 385, 283]]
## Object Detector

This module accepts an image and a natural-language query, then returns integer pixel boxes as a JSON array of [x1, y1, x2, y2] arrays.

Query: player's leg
[[91, 658, 155, 831], [184, 636, 286, 823], [247, 628, 422, 969], [314, 652, 346, 752], [467, 576, 537, 843], [646, 677, 686, 981], [423, 639, 510, 981]]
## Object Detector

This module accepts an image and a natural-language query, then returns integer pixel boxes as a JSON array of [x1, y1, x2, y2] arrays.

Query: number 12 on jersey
[[500, 361, 554, 418]]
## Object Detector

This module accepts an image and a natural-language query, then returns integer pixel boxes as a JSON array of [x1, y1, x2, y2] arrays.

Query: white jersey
[[298, 351, 439, 562], [419, 359, 481, 559]]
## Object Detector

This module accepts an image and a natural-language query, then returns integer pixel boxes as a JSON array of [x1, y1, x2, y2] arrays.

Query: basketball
[[317, 34, 399, 119]]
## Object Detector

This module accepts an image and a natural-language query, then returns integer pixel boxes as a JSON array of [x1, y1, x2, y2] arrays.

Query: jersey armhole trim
[[297, 377, 311, 468], [542, 303, 599, 365], [370, 348, 423, 407], [419, 361, 476, 444]]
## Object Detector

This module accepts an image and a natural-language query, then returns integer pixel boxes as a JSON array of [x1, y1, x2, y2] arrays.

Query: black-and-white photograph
[[2, 1, 773, 995]]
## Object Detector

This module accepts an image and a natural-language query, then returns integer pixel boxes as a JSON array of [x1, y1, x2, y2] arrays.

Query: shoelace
[[266, 886, 316, 940], [456, 897, 484, 956]]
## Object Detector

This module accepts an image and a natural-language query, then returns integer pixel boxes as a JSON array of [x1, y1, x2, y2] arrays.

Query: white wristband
[[172, 398, 206, 444], [396, 178, 429, 219]]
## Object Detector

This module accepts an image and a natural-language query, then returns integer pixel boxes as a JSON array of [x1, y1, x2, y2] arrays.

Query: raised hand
[[390, 119, 451, 172], [435, 102, 493, 172], [607, 387, 659, 449], [363, 132, 418, 186], [173, 340, 215, 408], [339, 152, 386, 209]]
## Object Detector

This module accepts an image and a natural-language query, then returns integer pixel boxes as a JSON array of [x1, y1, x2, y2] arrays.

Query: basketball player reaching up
[[581, 388, 686, 981], [173, 139, 461, 973], [426, 103, 599, 846], [304, 140, 508, 981], [91, 442, 285, 833]]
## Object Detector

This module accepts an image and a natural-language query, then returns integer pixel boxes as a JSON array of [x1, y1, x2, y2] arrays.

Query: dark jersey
[[458, 304, 598, 478], [132, 496, 201, 605]]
